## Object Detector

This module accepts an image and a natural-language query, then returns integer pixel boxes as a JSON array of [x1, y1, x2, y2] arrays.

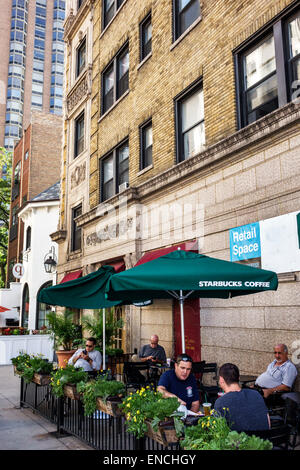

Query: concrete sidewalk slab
[[0, 365, 92, 450]]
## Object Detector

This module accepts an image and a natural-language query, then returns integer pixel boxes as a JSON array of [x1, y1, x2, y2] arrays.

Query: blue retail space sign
[[230, 222, 261, 261]]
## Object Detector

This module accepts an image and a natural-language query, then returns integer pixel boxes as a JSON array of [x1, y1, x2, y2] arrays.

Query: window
[[74, 112, 84, 157], [14, 161, 21, 184], [21, 284, 29, 328], [10, 204, 19, 240], [176, 81, 205, 161], [101, 140, 129, 201], [102, 43, 129, 114], [25, 226, 31, 250], [36, 282, 52, 329], [235, 7, 300, 128], [173, 0, 200, 40], [71, 204, 82, 251], [140, 119, 152, 169], [140, 13, 152, 61], [287, 13, 300, 96], [76, 38, 86, 77], [103, 0, 124, 29]]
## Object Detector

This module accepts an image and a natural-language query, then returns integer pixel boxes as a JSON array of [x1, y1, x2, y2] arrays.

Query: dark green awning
[[38, 265, 121, 309]]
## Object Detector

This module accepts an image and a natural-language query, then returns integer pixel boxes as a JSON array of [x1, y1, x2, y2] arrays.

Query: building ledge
[[278, 272, 298, 282], [50, 230, 67, 244], [77, 188, 139, 228], [64, 0, 92, 41]]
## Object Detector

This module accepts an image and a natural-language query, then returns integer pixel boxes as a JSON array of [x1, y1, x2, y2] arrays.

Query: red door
[[174, 298, 201, 361]]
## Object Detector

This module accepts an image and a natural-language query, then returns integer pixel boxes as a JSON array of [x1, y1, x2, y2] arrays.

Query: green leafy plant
[[119, 388, 184, 438], [11, 352, 31, 373], [82, 309, 123, 353], [0, 147, 12, 287], [50, 364, 88, 397], [77, 374, 125, 416], [46, 309, 82, 350], [11, 353, 53, 383], [180, 414, 272, 450]]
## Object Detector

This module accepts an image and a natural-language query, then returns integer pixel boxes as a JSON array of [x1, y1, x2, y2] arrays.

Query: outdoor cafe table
[[239, 375, 257, 386]]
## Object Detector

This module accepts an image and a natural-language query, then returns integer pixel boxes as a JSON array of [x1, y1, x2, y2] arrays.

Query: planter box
[[13, 365, 22, 377], [32, 373, 51, 386], [13, 366, 51, 386], [64, 384, 80, 400], [145, 418, 178, 447], [96, 396, 123, 417]]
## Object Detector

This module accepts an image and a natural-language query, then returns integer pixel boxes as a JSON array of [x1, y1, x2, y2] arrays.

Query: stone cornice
[[81, 102, 300, 228], [50, 229, 67, 244], [64, 0, 94, 41], [76, 188, 139, 228]]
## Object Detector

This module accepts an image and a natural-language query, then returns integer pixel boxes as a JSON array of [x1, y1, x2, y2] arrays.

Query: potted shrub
[[50, 364, 88, 399], [47, 309, 82, 368], [120, 388, 184, 445], [180, 414, 273, 450], [77, 373, 125, 416]]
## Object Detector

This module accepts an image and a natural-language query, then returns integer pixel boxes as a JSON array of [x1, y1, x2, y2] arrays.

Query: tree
[[0, 147, 12, 287]]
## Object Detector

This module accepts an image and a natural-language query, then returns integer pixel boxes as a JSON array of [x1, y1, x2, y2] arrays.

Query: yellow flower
[[136, 410, 140, 415], [57, 380, 60, 385], [126, 403, 130, 408], [133, 417, 137, 422]]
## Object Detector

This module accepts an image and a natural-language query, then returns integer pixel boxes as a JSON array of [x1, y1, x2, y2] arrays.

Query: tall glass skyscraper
[[0, 0, 65, 150]]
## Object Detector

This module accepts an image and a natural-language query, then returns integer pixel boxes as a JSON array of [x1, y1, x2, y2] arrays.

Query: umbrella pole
[[103, 308, 106, 370], [179, 290, 185, 354]]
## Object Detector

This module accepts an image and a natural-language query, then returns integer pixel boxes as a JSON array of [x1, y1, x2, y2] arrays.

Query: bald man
[[255, 343, 297, 399], [139, 335, 167, 365]]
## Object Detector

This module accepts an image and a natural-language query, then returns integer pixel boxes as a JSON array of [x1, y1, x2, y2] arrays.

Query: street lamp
[[43, 246, 57, 273]]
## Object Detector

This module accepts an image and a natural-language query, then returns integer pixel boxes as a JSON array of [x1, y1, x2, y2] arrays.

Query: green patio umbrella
[[38, 265, 121, 369], [105, 250, 278, 353]]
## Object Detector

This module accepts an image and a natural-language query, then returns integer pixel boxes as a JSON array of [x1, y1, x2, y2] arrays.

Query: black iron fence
[[19, 378, 178, 450]]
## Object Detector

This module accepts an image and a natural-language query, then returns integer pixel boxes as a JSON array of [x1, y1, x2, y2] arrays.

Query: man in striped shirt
[[255, 343, 297, 399]]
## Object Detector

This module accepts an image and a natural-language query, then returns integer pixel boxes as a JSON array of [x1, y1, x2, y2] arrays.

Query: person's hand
[[81, 352, 89, 361], [177, 398, 187, 406], [263, 388, 273, 398], [147, 356, 154, 361]]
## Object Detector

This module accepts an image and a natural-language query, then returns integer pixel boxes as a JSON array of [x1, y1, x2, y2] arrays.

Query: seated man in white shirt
[[255, 343, 297, 399], [68, 337, 102, 372]]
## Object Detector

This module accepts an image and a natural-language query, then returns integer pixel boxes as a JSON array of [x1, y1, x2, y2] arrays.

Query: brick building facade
[[54, 0, 300, 384], [7, 111, 62, 284]]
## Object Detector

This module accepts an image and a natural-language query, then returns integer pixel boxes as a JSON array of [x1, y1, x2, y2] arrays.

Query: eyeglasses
[[274, 351, 282, 355], [85, 344, 93, 348]]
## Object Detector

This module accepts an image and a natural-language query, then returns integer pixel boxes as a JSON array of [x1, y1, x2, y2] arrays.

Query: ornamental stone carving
[[71, 162, 86, 189]]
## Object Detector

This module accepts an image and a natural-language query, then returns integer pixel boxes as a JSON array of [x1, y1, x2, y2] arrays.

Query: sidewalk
[[0, 365, 92, 450]]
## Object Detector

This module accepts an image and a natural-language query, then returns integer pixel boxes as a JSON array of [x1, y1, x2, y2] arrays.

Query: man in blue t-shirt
[[214, 363, 270, 432], [157, 354, 200, 412]]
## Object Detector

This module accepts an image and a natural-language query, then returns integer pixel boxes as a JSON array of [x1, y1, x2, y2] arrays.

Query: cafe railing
[[19, 378, 179, 450]]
